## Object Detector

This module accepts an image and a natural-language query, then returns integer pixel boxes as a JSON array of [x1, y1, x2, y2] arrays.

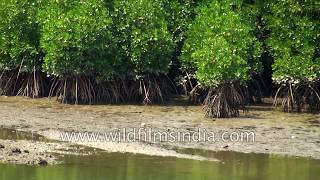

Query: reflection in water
[[0, 151, 319, 180]]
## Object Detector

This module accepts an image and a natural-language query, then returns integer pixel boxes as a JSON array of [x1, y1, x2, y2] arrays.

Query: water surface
[[1, 150, 319, 180]]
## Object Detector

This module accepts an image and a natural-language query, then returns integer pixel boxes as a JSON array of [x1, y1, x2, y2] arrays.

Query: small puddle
[[0, 128, 45, 141]]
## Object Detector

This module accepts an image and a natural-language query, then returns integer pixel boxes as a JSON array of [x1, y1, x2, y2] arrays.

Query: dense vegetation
[[264, 0, 320, 112], [0, 0, 44, 97], [0, 0, 319, 118], [181, 0, 262, 117], [110, 0, 175, 104], [38, 0, 115, 104]]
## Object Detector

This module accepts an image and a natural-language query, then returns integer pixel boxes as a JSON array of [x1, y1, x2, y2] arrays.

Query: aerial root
[[203, 83, 246, 118], [49, 76, 94, 104], [273, 82, 320, 112], [0, 69, 47, 98]]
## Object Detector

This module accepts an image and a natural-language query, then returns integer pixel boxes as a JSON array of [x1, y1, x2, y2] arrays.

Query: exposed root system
[[274, 82, 320, 112], [49, 76, 95, 104], [95, 80, 135, 104], [16, 70, 47, 98], [48, 74, 176, 105], [137, 75, 176, 105], [203, 83, 247, 118], [0, 69, 18, 96], [178, 73, 207, 104], [0, 69, 47, 98]]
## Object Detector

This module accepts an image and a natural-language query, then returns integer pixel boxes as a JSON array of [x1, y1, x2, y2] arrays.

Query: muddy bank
[[0, 128, 217, 163], [0, 96, 319, 161], [0, 128, 105, 165], [0, 139, 59, 165]]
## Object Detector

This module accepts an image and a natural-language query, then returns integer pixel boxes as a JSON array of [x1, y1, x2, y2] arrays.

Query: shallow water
[[0, 150, 319, 180], [0, 128, 44, 141]]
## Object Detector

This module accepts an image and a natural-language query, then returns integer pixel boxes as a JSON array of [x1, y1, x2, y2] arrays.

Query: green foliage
[[111, 0, 174, 78], [163, 0, 204, 44], [181, 0, 262, 87], [265, 0, 320, 84], [38, 0, 114, 77], [0, 0, 42, 71], [1, 0, 319, 110]]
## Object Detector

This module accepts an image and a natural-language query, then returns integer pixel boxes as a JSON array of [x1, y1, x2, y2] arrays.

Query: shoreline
[[0, 96, 319, 165]]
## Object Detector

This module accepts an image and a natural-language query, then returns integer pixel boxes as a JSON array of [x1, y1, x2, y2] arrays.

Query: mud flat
[[0, 128, 103, 165], [0, 96, 319, 163], [0, 133, 90, 166], [0, 139, 59, 165]]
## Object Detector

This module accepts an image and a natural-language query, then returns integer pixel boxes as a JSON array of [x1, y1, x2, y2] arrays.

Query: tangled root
[[0, 69, 18, 96], [274, 81, 320, 112], [137, 75, 176, 105], [0, 69, 47, 98], [178, 73, 207, 104], [95, 80, 137, 104], [49, 74, 176, 105], [16, 70, 47, 98], [0, 70, 177, 105], [49, 76, 95, 104], [203, 83, 247, 118]]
